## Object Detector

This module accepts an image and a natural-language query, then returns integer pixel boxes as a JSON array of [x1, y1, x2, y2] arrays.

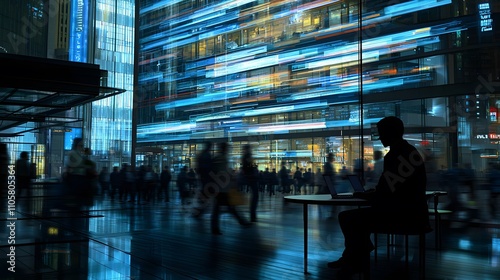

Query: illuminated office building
[[0, 0, 50, 174], [63, 0, 135, 171], [0, 0, 134, 177], [90, 0, 135, 167], [136, 0, 499, 174]]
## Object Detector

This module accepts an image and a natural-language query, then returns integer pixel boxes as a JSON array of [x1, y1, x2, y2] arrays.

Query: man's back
[[161, 170, 171, 183], [374, 139, 428, 228], [15, 158, 30, 177], [196, 150, 212, 178]]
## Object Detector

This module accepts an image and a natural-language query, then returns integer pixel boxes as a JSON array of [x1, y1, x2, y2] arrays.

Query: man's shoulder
[[388, 140, 420, 155], [400, 139, 418, 150]]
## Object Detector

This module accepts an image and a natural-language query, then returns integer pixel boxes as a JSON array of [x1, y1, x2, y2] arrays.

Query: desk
[[284, 194, 370, 274], [285, 191, 447, 274]]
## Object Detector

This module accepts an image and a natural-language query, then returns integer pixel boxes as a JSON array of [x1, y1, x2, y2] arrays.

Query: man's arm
[[353, 188, 376, 200]]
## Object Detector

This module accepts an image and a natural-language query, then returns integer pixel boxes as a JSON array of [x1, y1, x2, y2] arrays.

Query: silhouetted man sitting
[[328, 116, 429, 279]]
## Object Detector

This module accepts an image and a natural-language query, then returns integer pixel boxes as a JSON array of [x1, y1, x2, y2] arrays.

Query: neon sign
[[69, 0, 89, 62], [479, 2, 493, 32]]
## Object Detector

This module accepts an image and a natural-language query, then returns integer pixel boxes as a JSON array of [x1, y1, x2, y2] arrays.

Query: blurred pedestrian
[[270, 168, 278, 196], [293, 167, 303, 194], [65, 138, 86, 210], [109, 166, 120, 200], [118, 163, 128, 202], [83, 148, 98, 207], [177, 165, 190, 206], [194, 141, 213, 217], [98, 166, 110, 197], [136, 165, 146, 204], [143, 165, 158, 203], [314, 167, 323, 194], [304, 168, 313, 194], [187, 168, 197, 191], [279, 163, 289, 194], [124, 164, 137, 203], [211, 142, 250, 234], [242, 144, 258, 222], [322, 153, 335, 194], [159, 166, 172, 202], [15, 151, 31, 198]]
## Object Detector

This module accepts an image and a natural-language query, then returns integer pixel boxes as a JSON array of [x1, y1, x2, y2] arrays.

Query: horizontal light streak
[[230, 94, 273, 105], [192, 101, 327, 123], [214, 46, 268, 64], [137, 122, 195, 135], [247, 121, 326, 133], [280, 71, 434, 102], [208, 48, 319, 78], [306, 50, 380, 69], [141, 0, 452, 53], [207, 55, 279, 78], [137, 134, 191, 142], [136, 116, 386, 143], [139, 0, 184, 15], [207, 24, 450, 82], [384, 0, 452, 16], [162, 0, 254, 27], [155, 91, 240, 110], [136, 0, 460, 145], [138, 53, 177, 66], [305, 0, 451, 41]]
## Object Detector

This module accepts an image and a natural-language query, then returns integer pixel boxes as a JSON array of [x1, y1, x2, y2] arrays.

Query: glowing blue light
[[459, 239, 472, 250], [69, 0, 89, 62]]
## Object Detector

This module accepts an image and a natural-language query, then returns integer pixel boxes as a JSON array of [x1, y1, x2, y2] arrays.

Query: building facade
[[90, 0, 135, 169], [136, 0, 499, 177], [0, 0, 134, 177]]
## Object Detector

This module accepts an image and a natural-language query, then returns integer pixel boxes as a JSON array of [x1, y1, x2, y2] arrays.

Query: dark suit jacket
[[372, 139, 429, 230]]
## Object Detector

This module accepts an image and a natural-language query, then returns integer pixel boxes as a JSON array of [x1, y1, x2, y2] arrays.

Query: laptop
[[324, 174, 365, 199], [346, 174, 366, 193]]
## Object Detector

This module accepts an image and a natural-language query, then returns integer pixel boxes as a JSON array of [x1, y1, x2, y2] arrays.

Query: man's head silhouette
[[377, 116, 404, 147]]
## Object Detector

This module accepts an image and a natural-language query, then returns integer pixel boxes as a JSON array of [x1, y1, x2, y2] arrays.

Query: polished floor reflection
[[1, 180, 499, 280]]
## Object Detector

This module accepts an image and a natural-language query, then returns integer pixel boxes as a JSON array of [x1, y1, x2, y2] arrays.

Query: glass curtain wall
[[0, 0, 49, 167], [136, 0, 367, 173], [136, 1, 500, 186], [91, 0, 135, 169], [0, 0, 48, 57]]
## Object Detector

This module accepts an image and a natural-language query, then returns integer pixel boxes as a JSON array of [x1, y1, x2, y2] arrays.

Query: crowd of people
[[70, 148, 343, 209], [90, 162, 172, 205], [3, 133, 497, 223], [6, 116, 500, 234], [61, 137, 171, 209], [57, 139, 343, 234], [55, 119, 500, 243]]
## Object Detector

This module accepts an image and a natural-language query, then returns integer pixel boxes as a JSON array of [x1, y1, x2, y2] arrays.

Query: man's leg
[[194, 178, 210, 216], [329, 207, 374, 268], [211, 195, 222, 234], [250, 183, 259, 222], [340, 207, 374, 258]]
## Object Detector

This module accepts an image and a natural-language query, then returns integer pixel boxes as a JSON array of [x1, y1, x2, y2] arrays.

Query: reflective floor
[[1, 180, 499, 280]]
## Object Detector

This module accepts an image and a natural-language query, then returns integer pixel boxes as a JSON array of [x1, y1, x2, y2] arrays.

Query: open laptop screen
[[347, 175, 365, 193]]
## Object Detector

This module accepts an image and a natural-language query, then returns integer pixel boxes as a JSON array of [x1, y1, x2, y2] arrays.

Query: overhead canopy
[[0, 53, 126, 136]]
